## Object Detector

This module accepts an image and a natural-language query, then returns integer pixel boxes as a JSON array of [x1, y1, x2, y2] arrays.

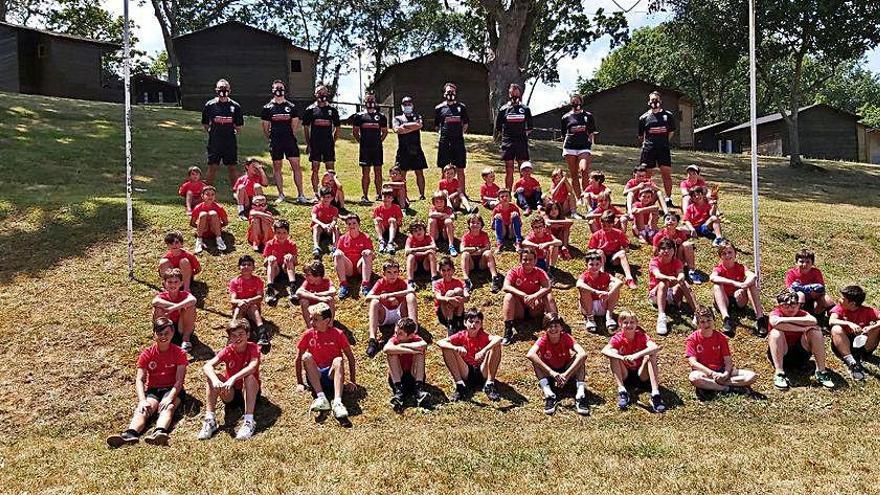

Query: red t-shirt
[[431, 205, 454, 217], [649, 256, 683, 290], [588, 227, 628, 256], [685, 330, 730, 371], [162, 249, 201, 274], [263, 238, 298, 260], [449, 329, 491, 367], [156, 290, 190, 323], [461, 230, 490, 250], [233, 173, 267, 196], [785, 267, 825, 287], [625, 177, 656, 192], [551, 181, 570, 204], [684, 201, 711, 227], [178, 180, 206, 198], [713, 261, 746, 296], [535, 332, 575, 369], [433, 277, 465, 308], [480, 182, 500, 200], [228, 275, 264, 304], [609, 329, 651, 370], [769, 307, 810, 345], [312, 203, 339, 225], [632, 200, 656, 226], [492, 203, 521, 224], [514, 176, 541, 196], [297, 327, 350, 368], [407, 234, 433, 254], [373, 203, 403, 226], [589, 204, 623, 230], [439, 178, 460, 196], [371, 277, 409, 309], [216, 342, 261, 388], [137, 344, 188, 389], [526, 230, 556, 259], [680, 176, 707, 191], [830, 304, 880, 331], [584, 182, 608, 196], [652, 228, 691, 249], [505, 265, 549, 295], [579, 270, 611, 292], [191, 201, 228, 225], [391, 334, 423, 371], [302, 277, 331, 294], [336, 232, 373, 262]]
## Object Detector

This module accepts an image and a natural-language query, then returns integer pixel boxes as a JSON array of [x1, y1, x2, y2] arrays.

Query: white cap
[[520, 161, 534, 171]]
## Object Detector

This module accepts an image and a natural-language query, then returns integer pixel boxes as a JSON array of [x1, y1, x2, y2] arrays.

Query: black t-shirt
[[393, 113, 423, 150], [638, 109, 676, 149], [352, 110, 387, 149], [302, 104, 341, 145], [260, 99, 299, 142], [201, 98, 244, 142], [434, 102, 469, 142], [495, 102, 532, 143], [561, 110, 596, 149]]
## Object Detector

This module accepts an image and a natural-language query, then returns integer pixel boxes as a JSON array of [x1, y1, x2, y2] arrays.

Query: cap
[[520, 161, 534, 171], [686, 164, 700, 173]]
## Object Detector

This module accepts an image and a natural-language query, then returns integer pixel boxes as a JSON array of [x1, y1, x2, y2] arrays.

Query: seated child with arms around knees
[[829, 285, 880, 382], [437, 308, 503, 402], [480, 167, 501, 209], [588, 210, 636, 288], [527, 315, 590, 416], [513, 161, 542, 215], [190, 186, 229, 253], [686, 306, 757, 399], [785, 248, 835, 319], [428, 190, 458, 256], [709, 240, 768, 338], [683, 186, 725, 246], [373, 187, 403, 254], [404, 219, 439, 288], [491, 189, 523, 251], [459, 213, 502, 292], [767, 289, 834, 390], [311, 186, 340, 258], [576, 249, 623, 334], [384, 317, 429, 410], [294, 260, 336, 327], [262, 219, 299, 307], [151, 268, 197, 354], [601, 310, 666, 413], [178, 165, 206, 214], [246, 195, 274, 252], [233, 158, 269, 220], [158, 230, 201, 292], [229, 255, 270, 354]]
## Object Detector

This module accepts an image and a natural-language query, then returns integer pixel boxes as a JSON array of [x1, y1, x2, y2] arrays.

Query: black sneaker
[[650, 394, 667, 413], [695, 387, 714, 401], [451, 383, 468, 402], [366, 338, 381, 358], [617, 391, 631, 410], [491, 274, 504, 293], [257, 329, 271, 355], [722, 317, 736, 338], [664, 197, 674, 209], [502, 327, 515, 346], [575, 396, 590, 416], [415, 382, 429, 407], [106, 430, 139, 448], [390, 383, 405, 410], [483, 382, 501, 401], [756, 315, 769, 337], [543, 395, 558, 415], [265, 287, 279, 307]]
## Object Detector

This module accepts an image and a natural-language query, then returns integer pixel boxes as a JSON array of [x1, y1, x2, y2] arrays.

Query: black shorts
[[396, 148, 428, 171], [309, 141, 336, 163], [359, 146, 384, 167], [766, 340, 811, 369], [270, 139, 300, 160], [640, 146, 671, 168], [466, 363, 486, 389], [501, 141, 530, 162], [437, 139, 467, 168], [227, 387, 262, 407], [387, 371, 417, 392], [207, 141, 237, 166], [623, 369, 649, 389], [145, 387, 187, 403]]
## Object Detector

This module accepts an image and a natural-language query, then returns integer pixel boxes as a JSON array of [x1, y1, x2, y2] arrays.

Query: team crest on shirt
[[518, 107, 525, 114], [515, 278, 524, 287], [148, 361, 158, 370], [696, 344, 704, 353], [285, 107, 291, 112], [374, 114, 380, 121], [662, 114, 667, 121], [230, 106, 235, 112]]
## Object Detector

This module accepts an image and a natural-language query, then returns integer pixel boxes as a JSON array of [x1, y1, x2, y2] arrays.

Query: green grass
[[2, 91, 880, 494]]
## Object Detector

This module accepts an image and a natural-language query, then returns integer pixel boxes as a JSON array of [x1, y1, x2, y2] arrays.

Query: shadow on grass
[[220, 394, 283, 436]]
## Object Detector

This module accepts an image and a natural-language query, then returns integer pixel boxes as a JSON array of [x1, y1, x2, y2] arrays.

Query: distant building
[[694, 121, 739, 153], [530, 79, 695, 148], [133, 73, 179, 104], [173, 21, 317, 115], [860, 126, 880, 165], [373, 51, 492, 135], [0, 21, 120, 102]]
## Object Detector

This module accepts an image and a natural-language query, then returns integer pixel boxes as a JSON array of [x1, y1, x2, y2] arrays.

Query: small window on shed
[[291, 59, 302, 73], [37, 44, 47, 58]]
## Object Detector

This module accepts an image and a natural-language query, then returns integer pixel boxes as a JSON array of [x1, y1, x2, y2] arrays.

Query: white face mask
[[402, 105, 413, 114]]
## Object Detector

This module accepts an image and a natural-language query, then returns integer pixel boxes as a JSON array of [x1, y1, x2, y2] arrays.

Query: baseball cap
[[686, 164, 700, 173], [520, 161, 534, 171]]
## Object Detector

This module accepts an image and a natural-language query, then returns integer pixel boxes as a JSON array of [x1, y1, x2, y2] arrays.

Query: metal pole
[[357, 43, 363, 105], [124, 0, 134, 280], [748, 0, 761, 284]]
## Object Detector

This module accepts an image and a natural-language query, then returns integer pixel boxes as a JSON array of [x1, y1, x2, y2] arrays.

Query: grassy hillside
[[2, 92, 880, 494]]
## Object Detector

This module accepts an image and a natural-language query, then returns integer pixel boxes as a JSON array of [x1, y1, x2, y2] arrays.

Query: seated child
[[332, 214, 375, 299], [785, 248, 835, 318], [541, 200, 573, 260], [197, 320, 261, 441], [523, 216, 562, 274], [190, 186, 228, 253], [263, 219, 299, 306], [311, 186, 341, 258], [513, 161, 542, 215], [321, 170, 346, 211], [480, 167, 501, 209], [428, 191, 458, 256], [502, 248, 558, 345], [439, 163, 474, 213], [526, 315, 589, 416], [295, 260, 336, 326], [383, 165, 410, 209], [829, 285, 880, 381], [576, 250, 623, 333], [151, 268, 197, 354], [630, 188, 660, 244], [649, 238, 697, 336], [686, 306, 758, 397], [384, 317, 429, 409], [437, 308, 502, 402], [228, 255, 270, 353], [404, 219, 439, 288], [587, 211, 636, 288], [433, 256, 470, 336], [767, 289, 834, 389], [106, 318, 188, 448], [295, 303, 356, 419], [623, 164, 659, 214], [158, 230, 201, 292], [491, 189, 523, 251], [680, 164, 707, 212], [586, 191, 627, 233], [365, 260, 417, 358], [178, 165, 206, 214], [709, 241, 768, 337], [600, 310, 666, 413], [233, 158, 269, 220], [548, 168, 576, 216], [652, 212, 699, 283], [246, 195, 274, 252], [683, 186, 724, 246], [373, 187, 403, 254], [460, 213, 502, 292], [582, 170, 608, 210]]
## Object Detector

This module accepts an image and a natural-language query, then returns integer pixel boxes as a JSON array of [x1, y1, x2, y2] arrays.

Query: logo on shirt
[[518, 107, 525, 114], [230, 106, 235, 113], [148, 361, 158, 370], [374, 114, 380, 121], [285, 107, 291, 112]]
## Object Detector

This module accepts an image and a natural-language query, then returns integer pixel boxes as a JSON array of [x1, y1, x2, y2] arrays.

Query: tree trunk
[[0, 0, 8, 22], [785, 111, 804, 167], [149, 0, 180, 83], [482, 1, 530, 120]]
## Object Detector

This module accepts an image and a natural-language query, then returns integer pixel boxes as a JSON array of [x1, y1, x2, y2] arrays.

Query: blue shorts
[[536, 258, 548, 271], [694, 223, 715, 239], [308, 366, 335, 395]]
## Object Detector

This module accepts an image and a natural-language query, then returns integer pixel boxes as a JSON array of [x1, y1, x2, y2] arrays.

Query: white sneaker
[[181, 341, 192, 354], [332, 399, 349, 419], [197, 418, 218, 440], [216, 236, 227, 251], [309, 396, 331, 412], [296, 195, 309, 204], [235, 419, 256, 440], [194, 237, 204, 254], [656, 314, 669, 336], [606, 315, 618, 331], [275, 194, 286, 204]]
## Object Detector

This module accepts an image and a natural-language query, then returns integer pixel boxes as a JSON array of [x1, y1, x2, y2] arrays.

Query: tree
[[146, 50, 170, 79], [0, 0, 45, 24], [815, 61, 880, 128]]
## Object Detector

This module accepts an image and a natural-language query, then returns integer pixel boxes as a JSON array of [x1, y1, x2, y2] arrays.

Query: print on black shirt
[[638, 109, 676, 149], [260, 100, 299, 142], [561, 110, 597, 150], [434, 102, 469, 142], [495, 102, 533, 143], [352, 111, 388, 149], [302, 104, 341, 145], [202, 97, 243, 143]]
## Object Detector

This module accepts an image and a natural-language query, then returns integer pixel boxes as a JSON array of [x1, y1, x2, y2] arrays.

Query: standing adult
[[261, 79, 308, 204], [201, 79, 243, 191], [561, 94, 597, 199], [393, 96, 428, 200], [495, 83, 533, 191], [302, 85, 341, 197], [638, 91, 676, 209], [434, 82, 470, 195], [352, 92, 389, 202]]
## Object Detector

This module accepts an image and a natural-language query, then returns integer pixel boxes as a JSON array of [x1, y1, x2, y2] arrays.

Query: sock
[[124, 428, 140, 437], [511, 216, 523, 241], [843, 354, 857, 365], [456, 380, 465, 387], [576, 381, 586, 399], [651, 390, 660, 397], [238, 205, 245, 214], [204, 412, 215, 421], [332, 397, 342, 406], [484, 380, 494, 386], [216, 235, 223, 242], [316, 392, 326, 400], [538, 378, 554, 398], [243, 414, 254, 422], [617, 385, 627, 393], [154, 427, 168, 434]]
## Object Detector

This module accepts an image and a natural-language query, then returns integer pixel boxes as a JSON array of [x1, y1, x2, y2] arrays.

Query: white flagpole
[[749, 0, 761, 283], [124, 0, 134, 280]]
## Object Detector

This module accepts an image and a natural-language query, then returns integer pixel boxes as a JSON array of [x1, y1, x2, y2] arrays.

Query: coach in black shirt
[[201, 78, 243, 189]]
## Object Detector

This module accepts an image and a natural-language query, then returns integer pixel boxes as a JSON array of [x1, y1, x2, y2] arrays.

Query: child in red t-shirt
[[622, 165, 659, 214], [684, 186, 724, 246], [575, 250, 623, 333], [526, 315, 589, 415], [321, 170, 346, 211], [652, 212, 699, 282], [480, 167, 501, 209], [106, 318, 188, 448], [523, 216, 562, 274], [513, 161, 542, 215], [541, 200, 573, 260], [190, 186, 228, 253], [439, 164, 475, 213], [785, 248, 835, 317], [384, 317, 429, 409], [428, 190, 458, 256], [383, 166, 410, 210], [151, 268, 197, 354], [501, 248, 558, 345], [311, 186, 340, 258], [158, 230, 201, 292], [492, 189, 523, 250], [437, 308, 503, 402], [587, 211, 636, 288], [198, 320, 261, 440], [829, 285, 880, 381], [332, 213, 375, 299], [365, 260, 417, 358], [586, 191, 627, 233], [548, 168, 576, 217], [709, 241, 768, 337], [233, 158, 269, 220], [460, 213, 502, 292], [601, 310, 665, 413], [686, 306, 757, 398], [680, 164, 708, 212], [404, 219, 439, 288], [630, 188, 660, 244], [373, 188, 404, 254], [582, 170, 608, 210], [229, 255, 269, 353], [295, 303, 357, 419], [649, 238, 697, 336], [433, 256, 470, 335], [178, 166, 206, 214], [246, 195, 274, 252], [295, 260, 336, 326], [768, 289, 834, 389], [263, 219, 299, 306]]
